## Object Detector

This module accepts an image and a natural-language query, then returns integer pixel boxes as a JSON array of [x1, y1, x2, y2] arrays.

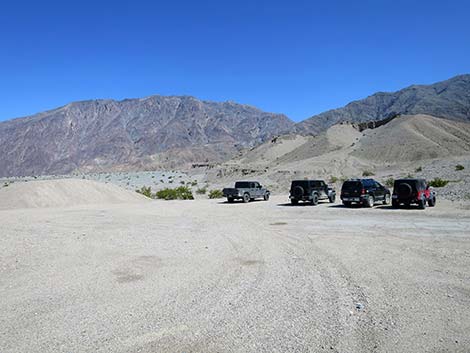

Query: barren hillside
[[205, 115, 470, 191]]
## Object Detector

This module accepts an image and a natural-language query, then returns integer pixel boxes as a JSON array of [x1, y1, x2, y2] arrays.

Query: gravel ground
[[1, 196, 469, 352]]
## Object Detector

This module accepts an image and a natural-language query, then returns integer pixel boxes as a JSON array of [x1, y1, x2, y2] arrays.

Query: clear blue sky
[[1, 0, 469, 122]]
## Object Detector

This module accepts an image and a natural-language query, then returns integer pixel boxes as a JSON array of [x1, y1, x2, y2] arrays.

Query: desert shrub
[[428, 178, 449, 188], [155, 186, 194, 200], [362, 170, 375, 177], [415, 166, 422, 172], [385, 177, 394, 187], [169, 180, 174, 184], [180, 180, 185, 185], [329, 176, 338, 183], [196, 187, 207, 194], [191, 180, 198, 186], [456, 164, 465, 171], [136, 186, 153, 198], [208, 189, 224, 199]]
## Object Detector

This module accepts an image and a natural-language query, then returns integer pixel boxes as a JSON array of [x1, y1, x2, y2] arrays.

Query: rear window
[[342, 181, 361, 191], [235, 182, 251, 188]]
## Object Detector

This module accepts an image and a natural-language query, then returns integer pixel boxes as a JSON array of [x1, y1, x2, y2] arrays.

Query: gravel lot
[[1, 196, 469, 352]]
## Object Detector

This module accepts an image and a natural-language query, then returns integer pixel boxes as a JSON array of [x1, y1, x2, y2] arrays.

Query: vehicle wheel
[[418, 198, 427, 210], [392, 200, 399, 208], [291, 199, 298, 205], [383, 194, 391, 205], [329, 195, 336, 203], [343, 201, 352, 207], [243, 193, 250, 203], [227, 197, 234, 203], [264, 193, 270, 201], [364, 195, 374, 208], [311, 193, 319, 205], [428, 197, 436, 207]]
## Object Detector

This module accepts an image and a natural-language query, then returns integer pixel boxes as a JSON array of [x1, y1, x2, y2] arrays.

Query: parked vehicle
[[392, 178, 436, 209], [222, 181, 270, 203], [340, 178, 390, 207], [289, 180, 336, 205]]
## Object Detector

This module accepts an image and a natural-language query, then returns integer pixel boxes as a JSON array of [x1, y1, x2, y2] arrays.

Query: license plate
[[343, 197, 359, 202]]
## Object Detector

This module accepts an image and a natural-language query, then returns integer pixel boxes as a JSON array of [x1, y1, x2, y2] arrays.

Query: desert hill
[[0, 179, 148, 210], [353, 114, 470, 162], [206, 114, 470, 189]]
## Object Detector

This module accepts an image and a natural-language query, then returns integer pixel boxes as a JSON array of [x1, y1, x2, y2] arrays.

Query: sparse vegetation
[[362, 170, 375, 177], [196, 187, 207, 195], [155, 186, 194, 200], [180, 180, 185, 185], [190, 180, 198, 186], [428, 178, 449, 188], [208, 189, 224, 199], [329, 176, 338, 183], [456, 164, 465, 171], [415, 166, 422, 172], [385, 177, 394, 187], [136, 186, 153, 198]]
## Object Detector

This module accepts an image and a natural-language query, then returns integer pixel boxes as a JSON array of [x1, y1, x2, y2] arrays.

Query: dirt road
[[1, 196, 469, 352]]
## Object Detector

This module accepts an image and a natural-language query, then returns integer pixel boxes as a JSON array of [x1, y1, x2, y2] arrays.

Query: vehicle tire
[[293, 186, 304, 199], [418, 198, 427, 210], [428, 196, 436, 207], [329, 195, 336, 203], [364, 195, 374, 208], [264, 193, 270, 201], [311, 193, 319, 206], [392, 200, 399, 208], [343, 201, 352, 207], [291, 199, 298, 205], [227, 197, 234, 203], [243, 193, 250, 203], [383, 194, 391, 205], [397, 183, 412, 198]]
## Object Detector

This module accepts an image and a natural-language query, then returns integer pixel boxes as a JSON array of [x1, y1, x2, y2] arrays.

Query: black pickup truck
[[289, 180, 336, 205], [223, 181, 270, 203]]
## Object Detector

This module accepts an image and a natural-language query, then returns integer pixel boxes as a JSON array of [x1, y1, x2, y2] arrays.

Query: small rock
[[355, 302, 364, 311]]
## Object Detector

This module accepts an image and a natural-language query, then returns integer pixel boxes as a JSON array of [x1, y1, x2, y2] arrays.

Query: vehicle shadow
[[328, 204, 363, 208], [277, 202, 330, 207], [218, 199, 265, 205]]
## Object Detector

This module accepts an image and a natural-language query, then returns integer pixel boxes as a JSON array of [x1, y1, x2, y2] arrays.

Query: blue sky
[[1, 0, 469, 122]]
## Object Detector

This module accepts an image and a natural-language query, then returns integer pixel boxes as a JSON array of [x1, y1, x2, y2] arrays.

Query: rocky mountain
[[0, 96, 293, 177], [1, 74, 470, 177], [296, 74, 470, 134]]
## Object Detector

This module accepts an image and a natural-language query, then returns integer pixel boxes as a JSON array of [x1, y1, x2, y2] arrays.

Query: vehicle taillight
[[417, 190, 422, 198], [361, 188, 366, 195]]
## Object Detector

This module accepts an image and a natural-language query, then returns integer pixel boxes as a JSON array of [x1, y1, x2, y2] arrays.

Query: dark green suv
[[340, 179, 391, 207]]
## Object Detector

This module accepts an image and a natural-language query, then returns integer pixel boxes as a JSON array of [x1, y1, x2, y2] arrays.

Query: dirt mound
[[0, 179, 149, 210], [353, 114, 470, 162]]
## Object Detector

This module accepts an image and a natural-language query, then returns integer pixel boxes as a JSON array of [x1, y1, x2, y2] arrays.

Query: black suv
[[289, 180, 336, 205], [392, 178, 436, 209], [340, 179, 390, 207]]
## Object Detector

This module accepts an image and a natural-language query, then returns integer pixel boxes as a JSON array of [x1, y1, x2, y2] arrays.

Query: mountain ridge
[[1, 74, 470, 177], [296, 74, 470, 134]]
